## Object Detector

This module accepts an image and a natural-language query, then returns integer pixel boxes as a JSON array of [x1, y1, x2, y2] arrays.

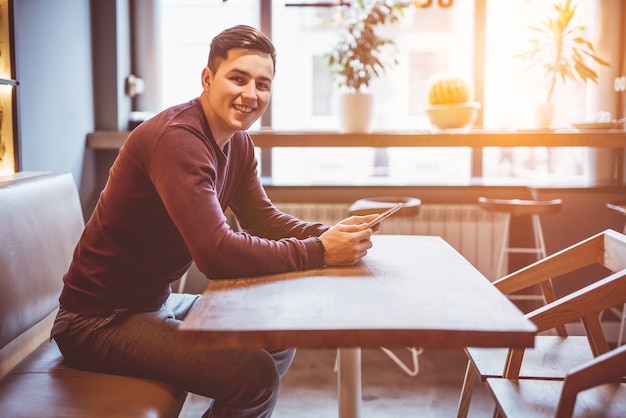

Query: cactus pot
[[425, 102, 480, 131]]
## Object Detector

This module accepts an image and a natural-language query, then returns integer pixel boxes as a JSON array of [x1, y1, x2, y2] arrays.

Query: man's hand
[[336, 215, 375, 225], [338, 214, 382, 232], [318, 214, 379, 266]]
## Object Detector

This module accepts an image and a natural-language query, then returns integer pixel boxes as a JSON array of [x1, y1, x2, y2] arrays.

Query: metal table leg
[[337, 347, 361, 418]]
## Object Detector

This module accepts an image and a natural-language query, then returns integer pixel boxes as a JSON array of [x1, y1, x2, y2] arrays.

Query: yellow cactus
[[426, 75, 472, 105]]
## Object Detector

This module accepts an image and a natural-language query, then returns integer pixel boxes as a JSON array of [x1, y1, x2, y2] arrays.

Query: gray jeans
[[52, 293, 296, 418]]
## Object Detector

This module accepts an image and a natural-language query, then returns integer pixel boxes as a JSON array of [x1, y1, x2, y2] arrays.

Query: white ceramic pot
[[534, 102, 556, 129], [339, 92, 374, 133]]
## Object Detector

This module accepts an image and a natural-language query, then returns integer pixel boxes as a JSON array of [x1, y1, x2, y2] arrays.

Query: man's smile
[[233, 104, 254, 113]]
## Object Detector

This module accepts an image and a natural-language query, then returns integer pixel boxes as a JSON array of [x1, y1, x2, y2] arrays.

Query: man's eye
[[257, 82, 270, 91]]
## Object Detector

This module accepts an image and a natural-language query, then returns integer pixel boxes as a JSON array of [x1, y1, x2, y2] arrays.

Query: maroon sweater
[[60, 99, 327, 314]]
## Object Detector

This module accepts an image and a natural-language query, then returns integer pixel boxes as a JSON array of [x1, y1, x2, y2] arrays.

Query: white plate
[[571, 122, 620, 130]]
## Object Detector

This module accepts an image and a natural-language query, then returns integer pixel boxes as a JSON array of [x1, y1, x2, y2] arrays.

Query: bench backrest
[[0, 172, 84, 378]]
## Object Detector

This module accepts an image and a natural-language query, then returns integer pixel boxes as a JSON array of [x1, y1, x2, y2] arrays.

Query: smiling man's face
[[200, 48, 274, 146]]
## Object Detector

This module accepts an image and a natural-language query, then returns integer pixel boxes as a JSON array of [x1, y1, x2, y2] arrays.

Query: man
[[52, 25, 378, 418]]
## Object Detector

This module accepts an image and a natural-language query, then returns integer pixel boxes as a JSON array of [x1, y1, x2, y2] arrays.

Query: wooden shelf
[[87, 129, 626, 150]]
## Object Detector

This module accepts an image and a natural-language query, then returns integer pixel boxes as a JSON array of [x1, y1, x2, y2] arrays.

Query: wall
[[12, 0, 131, 218], [13, 0, 94, 207]]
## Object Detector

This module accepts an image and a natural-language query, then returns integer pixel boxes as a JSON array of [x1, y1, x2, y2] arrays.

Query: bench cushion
[[0, 342, 187, 418]]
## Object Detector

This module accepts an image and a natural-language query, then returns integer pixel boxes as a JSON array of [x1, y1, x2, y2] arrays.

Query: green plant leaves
[[514, 0, 610, 103], [325, 0, 413, 93]]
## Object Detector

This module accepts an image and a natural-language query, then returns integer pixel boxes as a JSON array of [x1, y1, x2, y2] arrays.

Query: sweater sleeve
[[149, 127, 329, 280], [228, 133, 330, 241]]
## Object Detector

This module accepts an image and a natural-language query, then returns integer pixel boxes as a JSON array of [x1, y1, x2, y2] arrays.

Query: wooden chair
[[456, 229, 626, 418], [486, 272, 626, 418], [602, 201, 626, 345]]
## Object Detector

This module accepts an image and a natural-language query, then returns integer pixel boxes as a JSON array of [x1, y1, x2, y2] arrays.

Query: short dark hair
[[207, 25, 277, 75]]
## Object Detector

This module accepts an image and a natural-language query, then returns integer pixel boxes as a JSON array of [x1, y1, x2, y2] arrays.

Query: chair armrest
[[502, 269, 626, 378]]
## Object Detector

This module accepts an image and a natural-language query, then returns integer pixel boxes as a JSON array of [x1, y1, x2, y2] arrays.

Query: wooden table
[[178, 235, 536, 418]]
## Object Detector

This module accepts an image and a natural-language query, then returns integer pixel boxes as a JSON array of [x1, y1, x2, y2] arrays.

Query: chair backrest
[[492, 229, 626, 336], [603, 228, 626, 272], [493, 229, 626, 293], [503, 267, 626, 378], [555, 343, 626, 417], [489, 230, 626, 379]]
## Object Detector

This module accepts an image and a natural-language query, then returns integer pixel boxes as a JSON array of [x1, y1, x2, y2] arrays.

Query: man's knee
[[213, 352, 282, 416], [243, 351, 283, 397]]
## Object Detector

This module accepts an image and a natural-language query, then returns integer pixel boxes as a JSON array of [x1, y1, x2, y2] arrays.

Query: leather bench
[[0, 172, 187, 418]]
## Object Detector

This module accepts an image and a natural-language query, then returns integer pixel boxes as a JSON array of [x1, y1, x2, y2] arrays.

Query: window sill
[[87, 129, 626, 150]]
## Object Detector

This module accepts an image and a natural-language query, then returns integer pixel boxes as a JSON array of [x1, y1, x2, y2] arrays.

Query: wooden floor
[[179, 347, 495, 417]]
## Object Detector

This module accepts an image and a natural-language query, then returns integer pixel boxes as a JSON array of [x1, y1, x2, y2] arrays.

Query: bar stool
[[603, 201, 626, 346], [477, 197, 562, 302], [348, 196, 421, 234], [344, 196, 422, 377]]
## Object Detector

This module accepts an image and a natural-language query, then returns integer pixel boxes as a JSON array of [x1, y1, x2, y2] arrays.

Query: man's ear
[[201, 67, 212, 89]]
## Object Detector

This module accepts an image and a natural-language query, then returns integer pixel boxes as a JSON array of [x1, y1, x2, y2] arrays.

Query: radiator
[[274, 203, 507, 281]]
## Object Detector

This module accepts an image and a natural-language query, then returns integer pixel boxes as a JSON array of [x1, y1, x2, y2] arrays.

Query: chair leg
[[456, 360, 479, 418], [492, 405, 504, 418], [612, 217, 626, 346], [619, 303, 626, 346], [599, 304, 626, 346]]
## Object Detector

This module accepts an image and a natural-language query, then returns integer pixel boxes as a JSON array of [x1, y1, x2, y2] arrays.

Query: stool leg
[[495, 213, 511, 279], [531, 214, 547, 259]]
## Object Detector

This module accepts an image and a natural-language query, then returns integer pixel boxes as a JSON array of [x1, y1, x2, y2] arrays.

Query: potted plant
[[325, 0, 413, 132], [424, 73, 481, 132], [514, 0, 609, 128]]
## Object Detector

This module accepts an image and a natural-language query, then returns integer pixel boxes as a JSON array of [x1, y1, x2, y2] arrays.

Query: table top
[[178, 235, 536, 351]]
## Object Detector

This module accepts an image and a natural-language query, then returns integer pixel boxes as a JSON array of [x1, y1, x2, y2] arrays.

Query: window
[[481, 0, 608, 184], [160, 0, 475, 132], [156, 0, 616, 185], [483, 0, 601, 130], [160, 0, 259, 114]]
